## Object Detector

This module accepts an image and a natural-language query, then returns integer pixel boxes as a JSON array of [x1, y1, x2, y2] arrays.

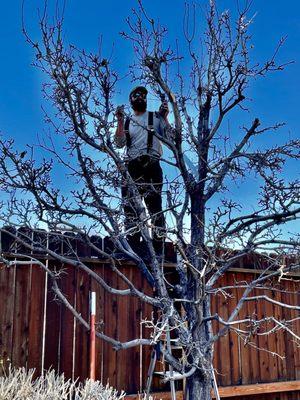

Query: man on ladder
[[115, 86, 169, 257]]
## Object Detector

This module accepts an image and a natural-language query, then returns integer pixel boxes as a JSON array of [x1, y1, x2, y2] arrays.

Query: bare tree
[[0, 1, 299, 399]]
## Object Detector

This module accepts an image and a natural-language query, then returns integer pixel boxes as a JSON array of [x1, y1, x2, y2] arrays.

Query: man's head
[[129, 86, 148, 113]]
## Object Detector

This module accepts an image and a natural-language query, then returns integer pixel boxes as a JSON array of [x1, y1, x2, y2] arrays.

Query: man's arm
[[114, 106, 126, 148], [158, 101, 171, 138]]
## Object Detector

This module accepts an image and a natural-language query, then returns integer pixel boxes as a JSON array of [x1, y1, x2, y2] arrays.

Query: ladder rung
[[154, 371, 183, 379], [171, 345, 183, 350]]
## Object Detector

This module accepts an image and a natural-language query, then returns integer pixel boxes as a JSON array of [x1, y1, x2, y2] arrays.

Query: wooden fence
[[0, 248, 299, 399]]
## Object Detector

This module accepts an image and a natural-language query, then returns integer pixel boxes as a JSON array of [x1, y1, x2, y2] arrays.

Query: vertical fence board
[[12, 264, 31, 368], [142, 273, 155, 391], [227, 271, 241, 385], [28, 265, 46, 376], [91, 263, 105, 382], [257, 277, 273, 383], [102, 264, 118, 387], [132, 267, 143, 394], [116, 265, 145, 394], [211, 281, 220, 381], [281, 282, 296, 382], [44, 262, 61, 371], [218, 272, 232, 386], [0, 264, 15, 370], [273, 281, 287, 380], [292, 280, 300, 381], [74, 268, 90, 381], [237, 272, 252, 385], [116, 266, 131, 392], [246, 277, 260, 384], [59, 264, 76, 379], [266, 286, 279, 382]]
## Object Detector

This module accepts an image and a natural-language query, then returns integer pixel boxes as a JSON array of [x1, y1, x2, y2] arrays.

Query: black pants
[[121, 155, 165, 253]]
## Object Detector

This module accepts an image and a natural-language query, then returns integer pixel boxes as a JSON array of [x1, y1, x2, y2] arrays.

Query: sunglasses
[[130, 91, 147, 101]]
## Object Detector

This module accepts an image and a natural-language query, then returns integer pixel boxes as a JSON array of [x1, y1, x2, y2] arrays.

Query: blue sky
[[1, 1, 299, 144], [0, 0, 299, 235]]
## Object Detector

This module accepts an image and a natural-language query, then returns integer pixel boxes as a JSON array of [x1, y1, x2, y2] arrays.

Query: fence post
[[89, 291, 96, 381]]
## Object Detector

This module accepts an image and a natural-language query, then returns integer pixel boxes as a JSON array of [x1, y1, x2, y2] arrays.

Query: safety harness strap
[[147, 111, 154, 154], [125, 112, 154, 153]]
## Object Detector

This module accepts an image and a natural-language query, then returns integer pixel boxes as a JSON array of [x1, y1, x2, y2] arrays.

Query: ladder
[[145, 330, 179, 400]]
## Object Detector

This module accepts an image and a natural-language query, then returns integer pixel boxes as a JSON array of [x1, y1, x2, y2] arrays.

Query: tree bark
[[184, 193, 213, 399], [186, 370, 211, 400]]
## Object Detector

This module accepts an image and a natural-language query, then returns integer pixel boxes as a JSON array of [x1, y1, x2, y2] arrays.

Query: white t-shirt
[[115, 111, 166, 160]]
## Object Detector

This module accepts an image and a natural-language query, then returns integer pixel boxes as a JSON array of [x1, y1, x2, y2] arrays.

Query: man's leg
[[121, 159, 144, 249], [143, 161, 165, 255]]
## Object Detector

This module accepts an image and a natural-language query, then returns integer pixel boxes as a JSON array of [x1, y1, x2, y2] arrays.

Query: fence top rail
[[0, 228, 299, 276], [1, 253, 300, 277]]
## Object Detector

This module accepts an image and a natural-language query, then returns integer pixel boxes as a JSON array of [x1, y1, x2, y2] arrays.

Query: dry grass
[[0, 368, 126, 400]]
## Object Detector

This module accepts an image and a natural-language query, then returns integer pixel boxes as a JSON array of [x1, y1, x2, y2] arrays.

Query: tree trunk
[[186, 370, 211, 400], [185, 192, 213, 400]]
